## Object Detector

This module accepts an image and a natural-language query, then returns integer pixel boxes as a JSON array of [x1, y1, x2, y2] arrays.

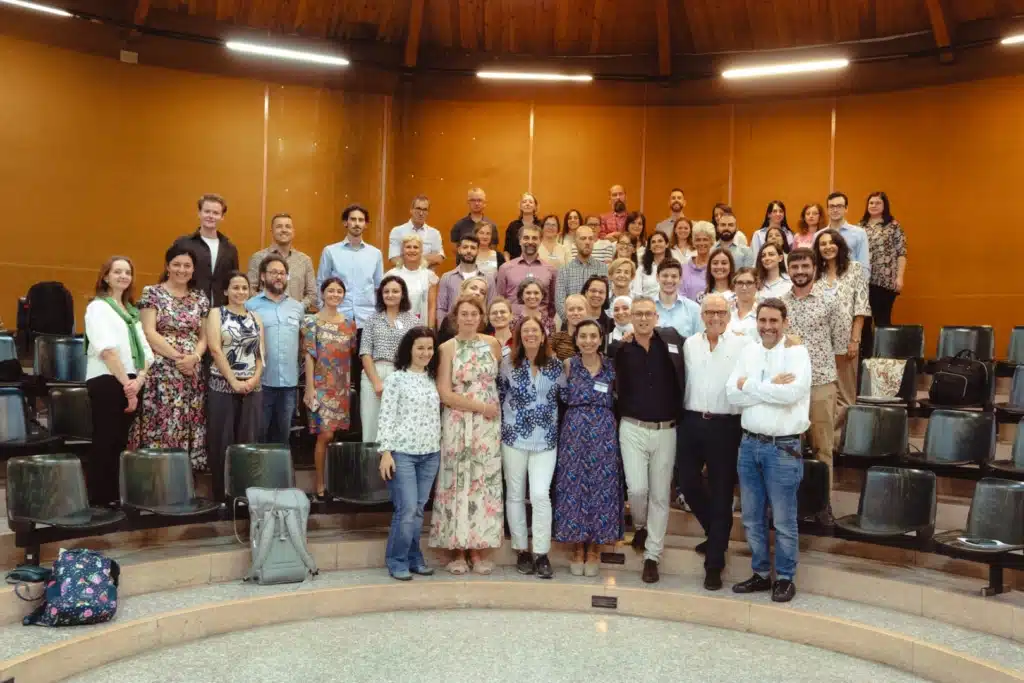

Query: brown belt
[[622, 416, 677, 430]]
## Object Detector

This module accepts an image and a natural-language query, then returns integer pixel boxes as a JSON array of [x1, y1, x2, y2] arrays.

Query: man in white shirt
[[679, 294, 751, 591], [388, 195, 445, 268], [726, 297, 811, 603]]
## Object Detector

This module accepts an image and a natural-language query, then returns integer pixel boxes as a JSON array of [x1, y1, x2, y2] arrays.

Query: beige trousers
[[834, 352, 859, 444], [808, 382, 838, 487]]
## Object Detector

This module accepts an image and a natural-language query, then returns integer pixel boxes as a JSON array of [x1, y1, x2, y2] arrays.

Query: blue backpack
[[23, 549, 120, 627]]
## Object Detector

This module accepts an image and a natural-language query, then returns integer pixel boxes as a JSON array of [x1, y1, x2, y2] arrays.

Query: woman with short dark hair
[[859, 191, 908, 354], [377, 327, 442, 580]]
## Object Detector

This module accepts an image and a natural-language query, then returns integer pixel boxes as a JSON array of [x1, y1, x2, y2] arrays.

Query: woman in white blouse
[[728, 268, 759, 337], [84, 256, 154, 506], [538, 214, 570, 268], [755, 243, 792, 299], [376, 326, 442, 581], [631, 231, 669, 299], [385, 234, 438, 327]]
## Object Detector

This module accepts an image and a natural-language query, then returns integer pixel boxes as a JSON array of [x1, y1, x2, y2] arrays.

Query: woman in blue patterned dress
[[553, 318, 623, 577]]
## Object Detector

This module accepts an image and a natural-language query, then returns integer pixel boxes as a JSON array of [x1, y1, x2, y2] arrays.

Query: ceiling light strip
[[722, 58, 849, 80], [0, 0, 72, 17], [225, 41, 349, 67], [477, 71, 593, 82]]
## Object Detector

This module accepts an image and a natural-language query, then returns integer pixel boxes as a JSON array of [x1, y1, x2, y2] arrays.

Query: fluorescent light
[[722, 58, 849, 80], [477, 71, 593, 83], [225, 41, 349, 67], [0, 0, 72, 17], [1001, 35, 1024, 45]]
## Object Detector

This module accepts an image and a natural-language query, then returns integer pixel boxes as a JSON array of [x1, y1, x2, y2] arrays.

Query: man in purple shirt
[[495, 224, 556, 319], [436, 234, 495, 322]]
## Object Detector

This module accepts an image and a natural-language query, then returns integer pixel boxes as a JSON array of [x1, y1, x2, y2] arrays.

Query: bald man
[[599, 184, 628, 239], [450, 187, 499, 249]]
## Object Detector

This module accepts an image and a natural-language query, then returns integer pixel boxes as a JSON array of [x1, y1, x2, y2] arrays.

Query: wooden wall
[[2, 33, 1022, 352]]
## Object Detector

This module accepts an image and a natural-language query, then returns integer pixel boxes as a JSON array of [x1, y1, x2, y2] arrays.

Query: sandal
[[445, 559, 469, 575], [471, 559, 495, 575]]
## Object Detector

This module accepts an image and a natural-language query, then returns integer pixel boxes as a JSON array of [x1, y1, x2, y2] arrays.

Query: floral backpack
[[23, 548, 120, 627]]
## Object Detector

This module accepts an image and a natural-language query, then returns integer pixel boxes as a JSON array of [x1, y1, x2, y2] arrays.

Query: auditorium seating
[[996, 325, 1024, 377], [797, 459, 831, 532], [904, 410, 995, 474], [0, 386, 63, 458], [47, 385, 92, 444], [856, 358, 917, 406], [0, 334, 16, 363], [935, 325, 995, 362], [119, 448, 220, 517], [834, 466, 936, 549], [836, 404, 908, 465], [995, 365, 1024, 420], [871, 325, 925, 362], [989, 419, 1024, 478], [32, 334, 86, 384], [226, 443, 295, 500], [324, 442, 389, 505]]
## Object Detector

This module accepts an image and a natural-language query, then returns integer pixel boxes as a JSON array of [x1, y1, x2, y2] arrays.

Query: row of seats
[[871, 324, 1023, 370], [0, 333, 85, 383]]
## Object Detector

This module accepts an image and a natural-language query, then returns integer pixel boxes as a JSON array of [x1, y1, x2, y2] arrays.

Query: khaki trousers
[[808, 382, 837, 488], [834, 352, 859, 444]]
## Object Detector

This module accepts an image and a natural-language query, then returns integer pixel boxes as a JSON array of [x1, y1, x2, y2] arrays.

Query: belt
[[622, 416, 677, 430], [685, 410, 740, 421], [742, 430, 803, 458]]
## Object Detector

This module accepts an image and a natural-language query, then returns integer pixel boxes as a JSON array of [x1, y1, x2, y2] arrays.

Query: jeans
[[619, 420, 676, 562], [385, 451, 441, 575], [260, 386, 297, 445], [737, 435, 804, 581], [501, 445, 557, 554]]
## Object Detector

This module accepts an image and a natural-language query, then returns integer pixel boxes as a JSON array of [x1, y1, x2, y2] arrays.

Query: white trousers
[[501, 445, 557, 555], [359, 361, 394, 443], [619, 420, 676, 562]]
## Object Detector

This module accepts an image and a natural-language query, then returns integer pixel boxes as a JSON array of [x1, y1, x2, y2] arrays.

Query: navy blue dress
[[553, 355, 624, 544]]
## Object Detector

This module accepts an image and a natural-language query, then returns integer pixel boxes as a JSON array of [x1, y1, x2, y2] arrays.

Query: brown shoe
[[641, 559, 659, 584]]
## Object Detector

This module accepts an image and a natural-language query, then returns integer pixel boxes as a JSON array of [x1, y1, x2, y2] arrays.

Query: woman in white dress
[[385, 233, 438, 328]]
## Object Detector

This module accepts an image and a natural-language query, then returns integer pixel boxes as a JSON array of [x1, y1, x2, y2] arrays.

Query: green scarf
[[86, 297, 146, 372]]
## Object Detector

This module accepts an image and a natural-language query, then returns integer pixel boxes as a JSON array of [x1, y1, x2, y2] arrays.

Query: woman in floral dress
[[303, 277, 357, 500], [131, 244, 209, 470], [429, 294, 504, 575]]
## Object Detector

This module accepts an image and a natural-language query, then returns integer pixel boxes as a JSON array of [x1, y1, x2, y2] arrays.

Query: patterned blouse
[[861, 220, 908, 292], [497, 356, 562, 452], [818, 261, 871, 338], [550, 331, 576, 361], [210, 307, 261, 393], [359, 311, 421, 363], [376, 369, 441, 455]]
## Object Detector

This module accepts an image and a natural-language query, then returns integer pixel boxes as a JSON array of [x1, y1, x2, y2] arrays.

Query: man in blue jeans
[[726, 297, 811, 602], [246, 254, 305, 444]]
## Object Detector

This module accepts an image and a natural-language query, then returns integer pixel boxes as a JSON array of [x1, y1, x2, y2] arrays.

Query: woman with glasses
[[728, 268, 758, 337]]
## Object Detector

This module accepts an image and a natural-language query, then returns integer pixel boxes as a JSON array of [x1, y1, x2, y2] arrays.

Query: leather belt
[[622, 416, 677, 430], [742, 430, 803, 458], [685, 410, 739, 421]]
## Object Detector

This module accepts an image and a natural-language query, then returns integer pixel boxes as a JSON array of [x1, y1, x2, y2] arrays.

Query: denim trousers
[[385, 451, 441, 575], [260, 386, 297, 445], [737, 434, 804, 580]]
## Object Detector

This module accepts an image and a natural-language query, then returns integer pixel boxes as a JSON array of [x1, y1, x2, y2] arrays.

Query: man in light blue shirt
[[714, 210, 755, 269], [246, 254, 306, 444], [654, 258, 703, 337], [823, 191, 871, 276], [317, 204, 384, 330]]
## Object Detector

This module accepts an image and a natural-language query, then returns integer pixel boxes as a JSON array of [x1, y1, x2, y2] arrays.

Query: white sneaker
[[676, 493, 692, 513]]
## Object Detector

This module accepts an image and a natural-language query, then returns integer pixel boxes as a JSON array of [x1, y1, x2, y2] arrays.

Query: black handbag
[[929, 350, 989, 407]]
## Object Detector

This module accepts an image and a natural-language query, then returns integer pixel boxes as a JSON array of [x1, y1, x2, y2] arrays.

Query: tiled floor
[[63, 609, 935, 683]]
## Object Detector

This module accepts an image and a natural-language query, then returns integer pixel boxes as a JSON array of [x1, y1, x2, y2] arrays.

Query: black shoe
[[816, 505, 835, 527], [534, 554, 553, 579], [772, 579, 796, 602], [641, 559, 660, 584], [694, 540, 708, 555], [631, 527, 648, 552], [410, 565, 435, 576], [732, 573, 772, 593], [516, 551, 535, 575], [703, 568, 722, 591]]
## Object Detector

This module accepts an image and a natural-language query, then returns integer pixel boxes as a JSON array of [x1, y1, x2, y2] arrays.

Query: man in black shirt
[[171, 193, 239, 307], [449, 187, 499, 248], [611, 296, 686, 584]]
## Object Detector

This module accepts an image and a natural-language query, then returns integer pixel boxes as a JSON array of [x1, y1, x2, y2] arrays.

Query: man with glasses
[[389, 195, 444, 268], [246, 255, 306, 444], [450, 187, 499, 249], [609, 296, 686, 584], [823, 192, 871, 276]]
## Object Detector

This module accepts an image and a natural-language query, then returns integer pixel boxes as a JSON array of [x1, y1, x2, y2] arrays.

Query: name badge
[[395, 320, 404, 330], [667, 343, 679, 354], [502, 346, 511, 357], [594, 381, 609, 394]]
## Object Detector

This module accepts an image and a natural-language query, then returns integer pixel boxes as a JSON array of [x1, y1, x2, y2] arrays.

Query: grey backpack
[[244, 487, 319, 585]]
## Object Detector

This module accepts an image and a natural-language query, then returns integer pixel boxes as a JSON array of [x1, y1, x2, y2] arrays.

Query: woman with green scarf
[[85, 256, 154, 507]]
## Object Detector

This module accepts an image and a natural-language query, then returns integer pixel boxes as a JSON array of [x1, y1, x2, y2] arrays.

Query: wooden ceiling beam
[[403, 0, 425, 67], [654, 0, 671, 76], [133, 0, 150, 26], [589, 0, 604, 54], [924, 0, 954, 63]]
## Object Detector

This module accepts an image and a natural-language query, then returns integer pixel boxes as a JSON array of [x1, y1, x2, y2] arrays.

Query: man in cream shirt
[[726, 297, 811, 603]]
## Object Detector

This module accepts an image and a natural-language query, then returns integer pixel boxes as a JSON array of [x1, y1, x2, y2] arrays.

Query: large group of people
[[82, 184, 909, 600]]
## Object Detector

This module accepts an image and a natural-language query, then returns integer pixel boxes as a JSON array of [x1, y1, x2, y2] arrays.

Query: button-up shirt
[[726, 340, 812, 436], [655, 295, 703, 337], [820, 222, 871, 277], [554, 257, 608, 319], [436, 267, 496, 322], [728, 304, 757, 338], [599, 211, 627, 239], [497, 357, 562, 451], [655, 215, 683, 236], [359, 311, 421, 362], [717, 241, 755, 269], [376, 370, 441, 455], [750, 226, 795, 254], [781, 286, 846, 386], [317, 239, 384, 329], [495, 256, 557, 319], [388, 221, 444, 262], [245, 292, 305, 387], [758, 274, 793, 300], [247, 246, 317, 309], [684, 332, 753, 415], [615, 332, 681, 422]]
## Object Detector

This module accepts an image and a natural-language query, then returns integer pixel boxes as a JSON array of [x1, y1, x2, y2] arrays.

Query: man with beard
[[554, 225, 607, 320], [172, 193, 239, 306], [436, 234, 495, 322], [781, 248, 845, 525], [715, 210, 755, 269], [655, 188, 687, 237], [599, 184, 629, 239], [317, 204, 384, 330], [247, 212, 317, 310], [495, 225, 556, 319], [246, 255, 306, 444]]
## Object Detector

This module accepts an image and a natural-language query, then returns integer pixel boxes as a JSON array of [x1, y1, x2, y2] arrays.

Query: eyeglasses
[[632, 311, 657, 319], [266, 270, 288, 277], [704, 310, 730, 318], [412, 207, 429, 213], [734, 281, 756, 288], [827, 203, 845, 210]]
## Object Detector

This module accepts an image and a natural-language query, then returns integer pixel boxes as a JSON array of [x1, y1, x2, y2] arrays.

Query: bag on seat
[[23, 282, 74, 343], [23, 548, 119, 627], [245, 487, 318, 585], [929, 350, 989, 407]]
